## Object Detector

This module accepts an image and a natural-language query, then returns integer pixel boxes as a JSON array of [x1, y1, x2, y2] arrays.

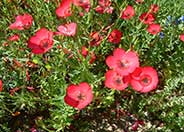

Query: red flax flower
[[56, 0, 72, 18], [147, 23, 161, 35], [81, 46, 88, 58], [56, 22, 77, 36], [180, 34, 184, 42], [139, 12, 155, 24], [64, 82, 93, 109], [8, 34, 20, 41], [9, 14, 33, 30], [106, 48, 140, 76], [130, 67, 159, 93], [89, 51, 96, 64], [90, 32, 103, 46], [0, 80, 3, 92], [80, 47, 96, 64], [121, 5, 135, 20], [105, 70, 129, 90], [73, 0, 91, 12], [95, 0, 113, 14], [108, 29, 122, 44], [149, 4, 159, 14], [28, 28, 53, 54]]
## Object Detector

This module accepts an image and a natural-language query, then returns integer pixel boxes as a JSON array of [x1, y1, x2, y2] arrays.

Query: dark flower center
[[126, 13, 130, 16], [115, 78, 122, 84], [64, 8, 71, 15], [117, 59, 129, 69], [140, 75, 152, 86], [77, 93, 86, 100], [113, 76, 123, 86], [40, 39, 50, 49], [142, 78, 148, 83], [79, 0, 84, 3]]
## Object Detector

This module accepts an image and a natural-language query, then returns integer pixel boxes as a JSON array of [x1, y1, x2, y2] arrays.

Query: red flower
[[95, 0, 113, 14], [135, 0, 144, 4], [105, 70, 129, 90], [9, 14, 33, 30], [90, 32, 103, 46], [106, 6, 113, 14], [8, 34, 20, 41], [139, 12, 155, 24], [10, 87, 20, 96], [147, 24, 161, 35], [80, 47, 96, 64], [121, 5, 135, 20], [180, 34, 184, 42], [95, 6, 105, 14], [98, 0, 111, 7], [108, 29, 122, 44], [56, 0, 72, 18], [0, 80, 3, 92], [89, 51, 96, 64], [64, 82, 93, 109], [73, 0, 91, 12], [130, 67, 159, 93], [131, 120, 144, 131], [149, 4, 159, 13], [28, 28, 54, 54], [81, 46, 88, 57], [106, 48, 140, 76], [56, 22, 77, 36]]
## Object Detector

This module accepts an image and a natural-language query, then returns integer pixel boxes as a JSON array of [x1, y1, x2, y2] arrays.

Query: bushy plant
[[0, 0, 184, 131]]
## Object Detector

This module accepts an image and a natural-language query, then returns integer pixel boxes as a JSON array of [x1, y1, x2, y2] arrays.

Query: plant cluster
[[0, 0, 184, 131]]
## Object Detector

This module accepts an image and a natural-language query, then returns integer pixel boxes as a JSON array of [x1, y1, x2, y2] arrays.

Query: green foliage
[[0, 0, 184, 131]]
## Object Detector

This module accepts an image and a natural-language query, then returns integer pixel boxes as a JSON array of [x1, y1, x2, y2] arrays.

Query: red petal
[[113, 48, 126, 60], [105, 55, 117, 69], [0, 80, 3, 92], [64, 95, 79, 108]]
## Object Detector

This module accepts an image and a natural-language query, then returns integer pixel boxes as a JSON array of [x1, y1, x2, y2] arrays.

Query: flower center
[[126, 13, 130, 16], [64, 8, 71, 16], [79, 0, 84, 4], [40, 39, 50, 49], [113, 76, 123, 86], [140, 75, 152, 86], [77, 93, 86, 100], [117, 59, 129, 69]]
